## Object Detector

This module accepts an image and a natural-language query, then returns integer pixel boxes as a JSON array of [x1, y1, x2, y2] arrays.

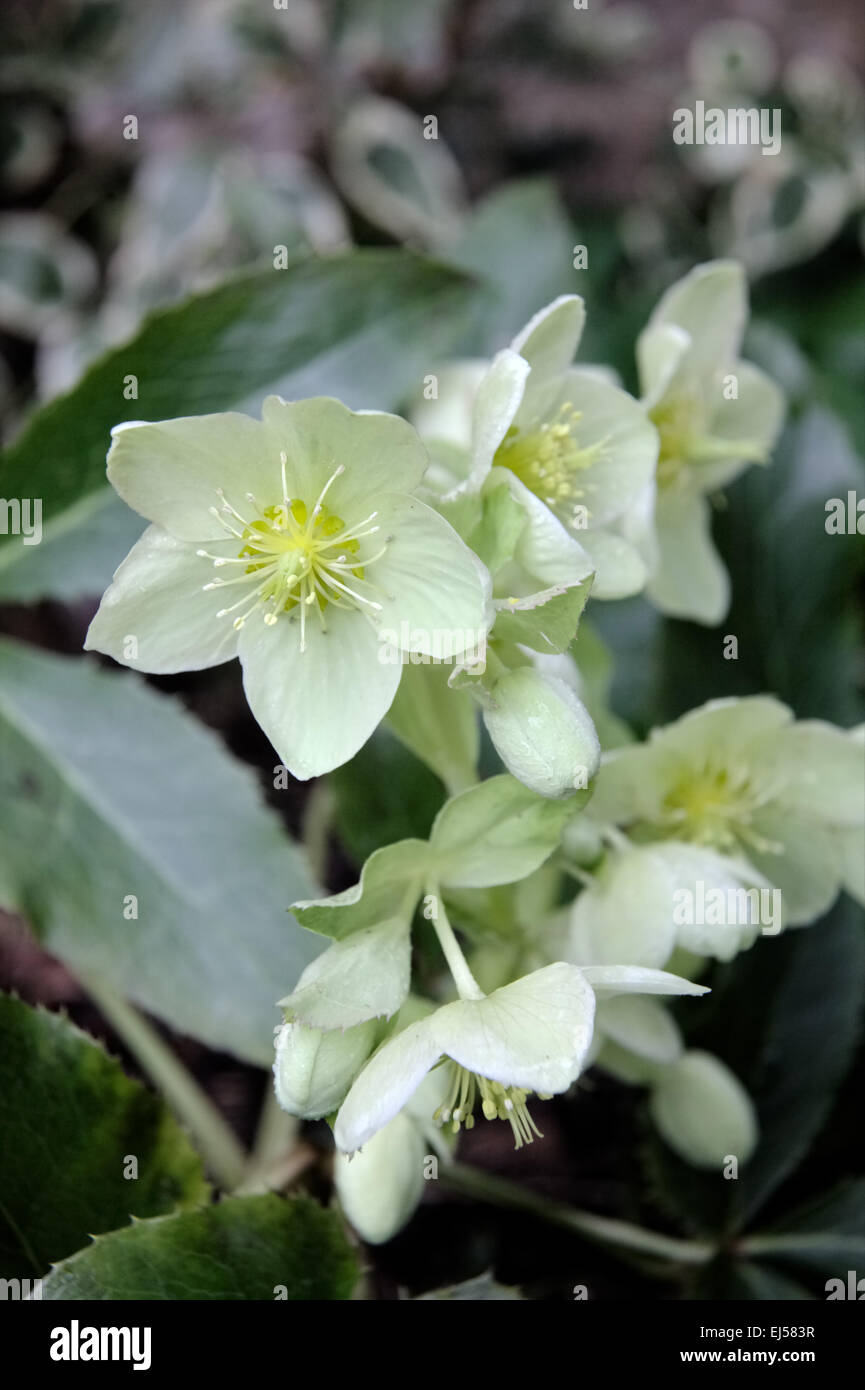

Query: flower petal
[[372, 494, 493, 656], [468, 349, 529, 484], [746, 806, 843, 925], [107, 413, 276, 541], [597, 996, 683, 1064], [647, 487, 730, 625], [411, 360, 488, 450], [238, 604, 400, 780], [437, 962, 597, 1093], [511, 295, 586, 379], [334, 1016, 444, 1152], [84, 524, 238, 672], [576, 527, 648, 599], [758, 721, 865, 828], [517, 368, 658, 528], [567, 846, 678, 969], [647, 260, 747, 382], [261, 395, 428, 519], [701, 360, 785, 490], [489, 470, 595, 587], [580, 964, 709, 998], [637, 322, 691, 409]]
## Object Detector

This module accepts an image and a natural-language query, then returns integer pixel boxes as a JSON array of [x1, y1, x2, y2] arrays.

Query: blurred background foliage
[[0, 0, 863, 1300]]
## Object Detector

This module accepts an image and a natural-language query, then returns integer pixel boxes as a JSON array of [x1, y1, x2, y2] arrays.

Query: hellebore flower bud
[[273, 1017, 378, 1120], [649, 1048, 757, 1169], [483, 667, 601, 799]]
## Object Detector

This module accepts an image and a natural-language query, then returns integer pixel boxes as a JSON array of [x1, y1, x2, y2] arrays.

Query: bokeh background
[[1, 0, 863, 1299]]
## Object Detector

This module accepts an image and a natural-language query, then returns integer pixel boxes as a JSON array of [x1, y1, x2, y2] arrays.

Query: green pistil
[[658, 762, 781, 855], [650, 395, 768, 490]]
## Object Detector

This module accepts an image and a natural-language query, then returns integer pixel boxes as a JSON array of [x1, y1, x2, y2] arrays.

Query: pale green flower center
[[197, 458, 388, 650], [433, 1061, 545, 1150], [494, 404, 608, 524], [650, 392, 768, 490], [657, 760, 780, 855]]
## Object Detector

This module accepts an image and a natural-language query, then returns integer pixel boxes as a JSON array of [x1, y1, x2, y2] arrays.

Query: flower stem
[[427, 887, 485, 1001], [239, 1085, 301, 1191], [81, 974, 247, 1192], [439, 1162, 715, 1267]]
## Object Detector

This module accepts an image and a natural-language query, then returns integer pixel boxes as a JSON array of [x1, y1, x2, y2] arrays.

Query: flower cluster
[[83, 260, 863, 1247]]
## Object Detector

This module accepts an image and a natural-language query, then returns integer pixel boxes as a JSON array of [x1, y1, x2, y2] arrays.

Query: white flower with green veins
[[333, 959, 707, 1154], [636, 259, 785, 624], [85, 395, 492, 779], [590, 696, 865, 926], [414, 296, 659, 600]]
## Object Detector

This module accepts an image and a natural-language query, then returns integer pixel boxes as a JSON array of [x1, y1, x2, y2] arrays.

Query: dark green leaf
[[744, 1180, 865, 1276], [731, 906, 865, 1229], [40, 1194, 357, 1300], [0, 995, 208, 1280]]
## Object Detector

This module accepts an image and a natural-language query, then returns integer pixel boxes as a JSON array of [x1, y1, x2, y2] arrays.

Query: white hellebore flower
[[590, 696, 865, 926], [636, 259, 785, 624], [415, 297, 659, 599], [85, 396, 492, 778], [334, 961, 707, 1154]]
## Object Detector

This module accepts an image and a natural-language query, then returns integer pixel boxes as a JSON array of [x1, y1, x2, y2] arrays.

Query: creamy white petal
[[107, 413, 276, 541], [238, 604, 400, 780], [84, 524, 238, 672]]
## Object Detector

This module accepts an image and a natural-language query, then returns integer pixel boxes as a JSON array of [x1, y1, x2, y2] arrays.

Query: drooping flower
[[85, 396, 492, 778], [334, 961, 707, 1154], [332, 998, 454, 1245], [636, 260, 785, 624], [589, 696, 865, 925]]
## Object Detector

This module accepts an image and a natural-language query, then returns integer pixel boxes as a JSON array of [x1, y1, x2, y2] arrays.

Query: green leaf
[[387, 661, 479, 794], [744, 1181, 865, 1276], [429, 774, 583, 888], [291, 840, 428, 943], [492, 578, 592, 654], [0, 995, 208, 1280], [731, 905, 865, 1229], [0, 250, 481, 600], [697, 1258, 815, 1301], [0, 639, 319, 1065], [40, 1194, 357, 1300]]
